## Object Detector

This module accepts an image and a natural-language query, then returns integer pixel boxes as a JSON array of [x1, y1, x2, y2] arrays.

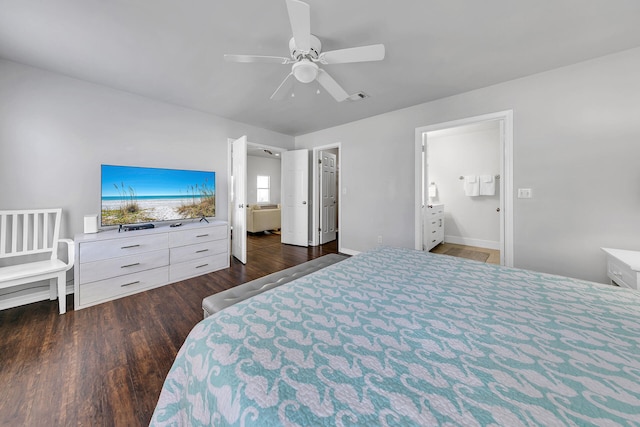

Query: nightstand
[[601, 248, 640, 290]]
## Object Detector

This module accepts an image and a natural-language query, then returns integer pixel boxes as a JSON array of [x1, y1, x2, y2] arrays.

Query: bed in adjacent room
[[150, 246, 640, 426]]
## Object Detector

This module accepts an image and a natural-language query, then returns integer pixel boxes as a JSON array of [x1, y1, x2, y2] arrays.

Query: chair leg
[[57, 273, 67, 314], [49, 278, 57, 300]]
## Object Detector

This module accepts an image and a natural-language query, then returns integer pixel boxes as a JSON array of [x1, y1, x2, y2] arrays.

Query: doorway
[[246, 144, 285, 252], [414, 111, 513, 266], [228, 138, 287, 264]]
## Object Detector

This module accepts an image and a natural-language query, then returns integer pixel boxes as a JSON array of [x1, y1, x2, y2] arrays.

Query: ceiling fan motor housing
[[289, 34, 321, 61]]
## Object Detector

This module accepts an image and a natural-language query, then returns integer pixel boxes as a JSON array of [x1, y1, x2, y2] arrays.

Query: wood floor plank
[[0, 234, 339, 426]]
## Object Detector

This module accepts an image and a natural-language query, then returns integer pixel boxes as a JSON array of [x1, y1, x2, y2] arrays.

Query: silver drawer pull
[[121, 244, 140, 249], [121, 262, 141, 268], [195, 263, 209, 269], [196, 249, 209, 253], [196, 234, 209, 238], [121, 281, 140, 287]]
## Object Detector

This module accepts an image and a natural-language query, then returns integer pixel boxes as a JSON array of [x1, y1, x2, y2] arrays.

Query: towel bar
[[459, 175, 500, 180]]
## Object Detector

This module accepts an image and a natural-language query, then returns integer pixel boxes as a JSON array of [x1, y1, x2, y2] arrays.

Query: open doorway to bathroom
[[414, 111, 513, 266]]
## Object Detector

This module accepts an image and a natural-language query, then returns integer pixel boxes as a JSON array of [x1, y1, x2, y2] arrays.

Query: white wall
[[295, 47, 640, 283], [428, 123, 500, 248], [0, 59, 293, 306], [247, 155, 281, 205]]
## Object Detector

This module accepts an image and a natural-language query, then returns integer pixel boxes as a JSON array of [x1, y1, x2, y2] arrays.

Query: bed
[[150, 246, 640, 426]]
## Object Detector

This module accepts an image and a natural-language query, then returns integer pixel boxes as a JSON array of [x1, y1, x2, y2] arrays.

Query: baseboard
[[339, 247, 360, 256], [0, 280, 73, 311], [444, 235, 500, 250]]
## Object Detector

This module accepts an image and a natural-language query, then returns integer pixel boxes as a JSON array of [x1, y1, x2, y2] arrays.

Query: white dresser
[[601, 248, 640, 290], [74, 221, 229, 310], [425, 204, 445, 251]]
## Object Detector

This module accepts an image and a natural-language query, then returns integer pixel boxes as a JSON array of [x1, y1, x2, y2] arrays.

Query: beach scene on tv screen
[[101, 165, 215, 226]]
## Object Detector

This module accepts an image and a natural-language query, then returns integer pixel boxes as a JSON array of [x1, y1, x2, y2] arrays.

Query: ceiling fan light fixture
[[292, 60, 318, 83]]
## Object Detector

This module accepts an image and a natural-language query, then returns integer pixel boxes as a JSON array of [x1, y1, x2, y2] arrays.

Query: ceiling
[[247, 143, 284, 159], [1, 1, 640, 136]]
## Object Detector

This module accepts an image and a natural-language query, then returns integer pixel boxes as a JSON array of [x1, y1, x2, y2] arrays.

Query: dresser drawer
[[79, 249, 169, 284], [170, 240, 227, 264], [169, 225, 226, 247], [428, 236, 443, 248], [428, 217, 444, 229], [427, 225, 442, 236], [426, 204, 444, 216], [433, 227, 444, 241], [80, 233, 168, 263], [79, 267, 169, 306], [169, 253, 228, 282], [607, 258, 638, 289]]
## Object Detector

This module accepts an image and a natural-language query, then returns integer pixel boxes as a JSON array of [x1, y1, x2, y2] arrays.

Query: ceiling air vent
[[347, 92, 369, 102]]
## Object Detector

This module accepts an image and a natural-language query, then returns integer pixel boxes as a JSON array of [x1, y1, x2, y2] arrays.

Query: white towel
[[464, 175, 479, 196], [428, 183, 437, 198], [480, 175, 495, 196]]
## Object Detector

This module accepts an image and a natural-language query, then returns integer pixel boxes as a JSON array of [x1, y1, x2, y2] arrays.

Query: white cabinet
[[74, 221, 228, 310], [601, 248, 640, 290], [168, 227, 228, 282], [425, 204, 445, 251]]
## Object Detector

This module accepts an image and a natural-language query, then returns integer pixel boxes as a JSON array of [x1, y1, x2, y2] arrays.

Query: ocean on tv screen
[[100, 164, 215, 226]]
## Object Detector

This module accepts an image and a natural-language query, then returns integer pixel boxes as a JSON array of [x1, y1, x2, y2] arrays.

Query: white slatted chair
[[0, 209, 74, 314]]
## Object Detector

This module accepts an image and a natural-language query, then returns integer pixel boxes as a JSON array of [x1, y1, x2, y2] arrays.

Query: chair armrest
[[59, 238, 75, 270]]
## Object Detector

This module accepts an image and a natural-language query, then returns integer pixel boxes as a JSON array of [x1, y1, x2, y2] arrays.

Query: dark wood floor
[[0, 233, 338, 426]]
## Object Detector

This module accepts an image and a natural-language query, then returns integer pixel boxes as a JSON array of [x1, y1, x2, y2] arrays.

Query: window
[[257, 175, 270, 203]]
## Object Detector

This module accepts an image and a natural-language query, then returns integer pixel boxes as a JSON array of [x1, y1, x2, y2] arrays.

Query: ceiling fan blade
[[316, 69, 348, 102], [285, 0, 311, 52], [270, 73, 295, 100], [319, 44, 386, 65], [224, 54, 292, 64]]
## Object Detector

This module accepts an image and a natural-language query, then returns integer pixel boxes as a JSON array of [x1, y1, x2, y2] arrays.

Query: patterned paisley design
[[151, 247, 640, 426]]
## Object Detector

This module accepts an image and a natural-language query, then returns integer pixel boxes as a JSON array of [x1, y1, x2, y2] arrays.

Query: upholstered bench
[[203, 253, 348, 318]]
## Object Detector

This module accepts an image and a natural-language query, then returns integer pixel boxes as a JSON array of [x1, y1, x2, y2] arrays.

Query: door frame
[[318, 150, 338, 245], [310, 143, 342, 250], [228, 139, 288, 263], [414, 110, 513, 267]]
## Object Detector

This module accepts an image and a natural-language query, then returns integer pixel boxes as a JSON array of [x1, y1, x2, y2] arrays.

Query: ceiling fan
[[224, 0, 385, 102]]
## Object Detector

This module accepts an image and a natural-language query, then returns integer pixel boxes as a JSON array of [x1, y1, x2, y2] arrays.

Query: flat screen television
[[101, 164, 216, 227]]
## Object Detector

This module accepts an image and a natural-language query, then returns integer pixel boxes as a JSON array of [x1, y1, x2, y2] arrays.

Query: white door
[[319, 151, 337, 244], [281, 149, 308, 246], [231, 136, 247, 264]]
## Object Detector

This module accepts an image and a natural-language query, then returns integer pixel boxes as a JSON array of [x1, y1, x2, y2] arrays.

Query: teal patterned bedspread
[[151, 247, 640, 426]]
